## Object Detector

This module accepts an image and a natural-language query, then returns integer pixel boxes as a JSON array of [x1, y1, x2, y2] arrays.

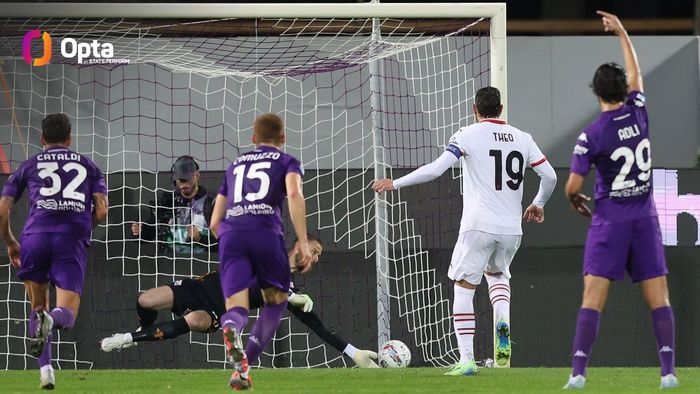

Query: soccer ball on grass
[[378, 340, 411, 368]]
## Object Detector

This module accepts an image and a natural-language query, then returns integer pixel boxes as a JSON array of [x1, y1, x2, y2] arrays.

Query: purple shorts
[[218, 230, 291, 299], [583, 216, 668, 282], [17, 233, 89, 294]]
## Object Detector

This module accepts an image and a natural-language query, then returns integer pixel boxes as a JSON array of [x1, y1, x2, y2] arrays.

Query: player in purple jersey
[[209, 113, 314, 390], [563, 12, 678, 390], [0, 114, 108, 389]]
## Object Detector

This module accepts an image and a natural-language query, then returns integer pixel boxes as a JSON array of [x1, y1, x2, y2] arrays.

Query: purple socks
[[221, 306, 249, 333], [245, 301, 288, 364], [651, 306, 676, 377], [50, 307, 75, 330], [571, 308, 600, 377]]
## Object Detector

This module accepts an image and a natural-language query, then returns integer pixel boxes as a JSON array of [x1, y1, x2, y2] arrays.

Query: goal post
[[1, 2, 507, 369]]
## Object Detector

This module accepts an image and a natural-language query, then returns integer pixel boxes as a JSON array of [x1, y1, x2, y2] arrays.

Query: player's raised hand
[[372, 179, 395, 193], [523, 204, 544, 223], [7, 240, 21, 268], [597, 11, 625, 35], [569, 193, 592, 218], [353, 349, 380, 368]]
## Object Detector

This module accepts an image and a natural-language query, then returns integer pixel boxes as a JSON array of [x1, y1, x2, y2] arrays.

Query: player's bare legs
[[565, 275, 610, 389], [445, 279, 478, 376], [485, 271, 512, 366], [640, 276, 677, 387]]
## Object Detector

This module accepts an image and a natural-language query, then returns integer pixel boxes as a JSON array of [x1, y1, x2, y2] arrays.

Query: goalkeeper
[[101, 235, 379, 368]]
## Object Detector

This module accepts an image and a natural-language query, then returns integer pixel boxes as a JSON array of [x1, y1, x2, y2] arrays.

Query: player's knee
[[138, 292, 156, 309], [184, 312, 212, 332]]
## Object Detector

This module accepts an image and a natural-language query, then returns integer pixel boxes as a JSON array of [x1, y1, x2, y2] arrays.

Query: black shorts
[[168, 278, 222, 333]]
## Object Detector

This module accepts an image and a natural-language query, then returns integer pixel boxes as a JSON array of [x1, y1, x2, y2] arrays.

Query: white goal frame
[[4, 1, 508, 367]]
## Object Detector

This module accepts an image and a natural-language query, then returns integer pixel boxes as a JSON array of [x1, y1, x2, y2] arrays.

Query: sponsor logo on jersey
[[36, 199, 58, 210]]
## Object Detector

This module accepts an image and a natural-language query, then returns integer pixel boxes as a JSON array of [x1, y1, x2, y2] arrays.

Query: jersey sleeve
[[286, 156, 304, 177], [569, 130, 596, 177], [1, 162, 28, 200], [527, 135, 548, 168], [626, 90, 648, 124], [91, 162, 108, 195], [218, 167, 230, 196], [445, 129, 466, 159]]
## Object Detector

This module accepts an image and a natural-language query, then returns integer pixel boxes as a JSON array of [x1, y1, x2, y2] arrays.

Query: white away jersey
[[446, 119, 547, 235]]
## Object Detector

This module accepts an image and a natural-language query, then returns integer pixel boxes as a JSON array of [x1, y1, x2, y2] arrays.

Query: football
[[379, 340, 411, 368]]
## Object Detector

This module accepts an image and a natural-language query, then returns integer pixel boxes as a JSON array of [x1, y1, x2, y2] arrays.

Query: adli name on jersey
[[618, 124, 641, 141]]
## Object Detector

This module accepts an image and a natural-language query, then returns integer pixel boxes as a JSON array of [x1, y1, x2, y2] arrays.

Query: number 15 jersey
[[1, 147, 107, 240], [446, 119, 547, 236], [570, 91, 656, 224], [217, 145, 303, 237]]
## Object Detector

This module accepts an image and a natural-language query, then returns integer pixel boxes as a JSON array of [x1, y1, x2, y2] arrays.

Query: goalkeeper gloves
[[353, 350, 380, 368], [288, 292, 314, 313]]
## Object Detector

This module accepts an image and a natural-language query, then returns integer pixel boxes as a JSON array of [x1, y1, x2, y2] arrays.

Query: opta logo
[[22, 30, 52, 66], [22, 30, 120, 66]]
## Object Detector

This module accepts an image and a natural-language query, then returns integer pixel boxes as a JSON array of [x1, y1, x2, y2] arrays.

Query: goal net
[[0, 3, 504, 369]]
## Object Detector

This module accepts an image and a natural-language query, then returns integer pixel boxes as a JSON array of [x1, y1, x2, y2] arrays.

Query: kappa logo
[[249, 335, 260, 346], [577, 132, 588, 143], [574, 350, 588, 358], [659, 346, 674, 353]]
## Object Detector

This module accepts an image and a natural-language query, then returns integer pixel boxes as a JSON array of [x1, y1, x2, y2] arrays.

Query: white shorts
[[447, 231, 522, 285]]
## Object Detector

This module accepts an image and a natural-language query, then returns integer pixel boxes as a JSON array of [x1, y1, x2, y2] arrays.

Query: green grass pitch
[[3, 367, 698, 393]]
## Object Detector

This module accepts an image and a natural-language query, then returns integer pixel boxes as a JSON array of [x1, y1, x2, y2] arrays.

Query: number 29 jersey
[[446, 119, 547, 236], [1, 147, 107, 240], [570, 91, 656, 224], [217, 145, 303, 236]]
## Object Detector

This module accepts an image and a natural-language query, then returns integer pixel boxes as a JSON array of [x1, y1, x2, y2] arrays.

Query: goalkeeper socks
[[452, 284, 476, 364], [571, 308, 600, 377], [50, 307, 75, 330], [485, 273, 511, 325], [245, 301, 288, 364], [131, 317, 190, 342], [136, 298, 158, 329], [38, 332, 52, 368], [651, 306, 676, 376]]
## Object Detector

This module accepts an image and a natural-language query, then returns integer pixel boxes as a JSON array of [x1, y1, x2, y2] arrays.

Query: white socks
[[485, 273, 511, 325], [453, 284, 476, 364]]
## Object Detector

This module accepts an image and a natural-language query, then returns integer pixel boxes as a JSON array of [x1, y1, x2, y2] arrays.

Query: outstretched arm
[[372, 151, 458, 193], [597, 10, 642, 93], [289, 304, 379, 368]]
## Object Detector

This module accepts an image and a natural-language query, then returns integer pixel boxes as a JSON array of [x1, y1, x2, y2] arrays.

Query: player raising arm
[[373, 87, 556, 375], [563, 11, 678, 390], [209, 113, 313, 390], [0, 114, 108, 389]]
